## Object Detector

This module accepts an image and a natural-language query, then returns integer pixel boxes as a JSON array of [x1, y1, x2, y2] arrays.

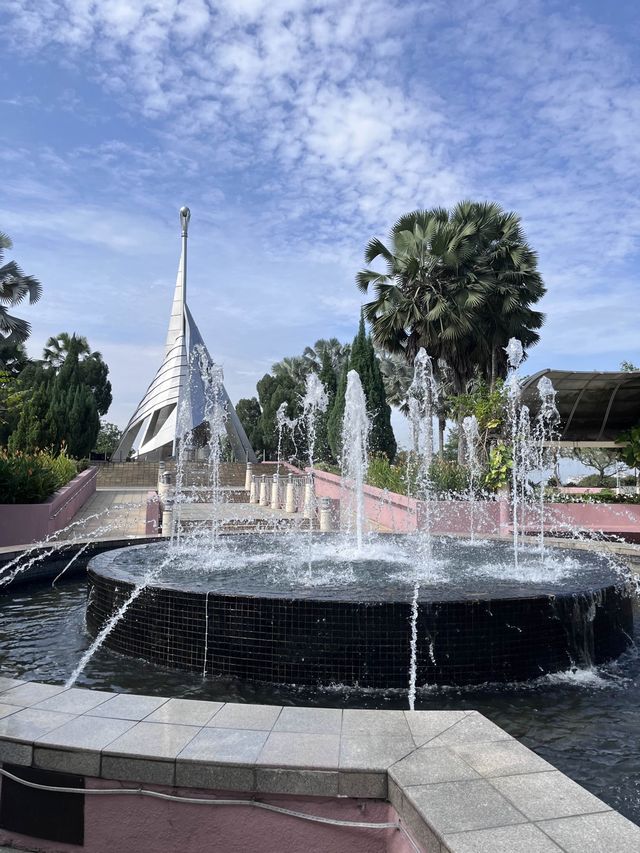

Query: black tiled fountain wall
[[86, 569, 634, 687]]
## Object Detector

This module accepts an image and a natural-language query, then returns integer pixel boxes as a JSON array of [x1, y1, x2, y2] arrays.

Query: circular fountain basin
[[86, 534, 634, 688]]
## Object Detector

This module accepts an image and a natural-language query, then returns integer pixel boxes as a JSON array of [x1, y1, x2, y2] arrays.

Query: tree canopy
[[0, 232, 42, 343]]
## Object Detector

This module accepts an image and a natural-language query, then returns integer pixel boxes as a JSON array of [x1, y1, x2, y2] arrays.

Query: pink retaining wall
[[145, 490, 160, 535], [312, 470, 640, 540], [0, 779, 421, 853], [0, 467, 97, 547]]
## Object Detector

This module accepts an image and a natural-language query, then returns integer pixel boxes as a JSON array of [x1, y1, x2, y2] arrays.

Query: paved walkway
[[70, 489, 151, 539]]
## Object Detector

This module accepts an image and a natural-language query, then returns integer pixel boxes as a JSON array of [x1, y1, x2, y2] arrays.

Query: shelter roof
[[520, 370, 640, 443]]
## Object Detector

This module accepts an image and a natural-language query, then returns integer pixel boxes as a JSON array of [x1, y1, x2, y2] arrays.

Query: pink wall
[[312, 470, 640, 541], [0, 778, 422, 853], [312, 469, 501, 535], [0, 467, 97, 547], [145, 490, 160, 535]]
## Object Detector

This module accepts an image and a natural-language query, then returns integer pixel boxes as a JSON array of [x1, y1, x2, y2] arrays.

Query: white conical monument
[[112, 207, 256, 462]]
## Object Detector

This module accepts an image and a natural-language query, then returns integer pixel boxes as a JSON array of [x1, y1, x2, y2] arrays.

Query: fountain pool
[[85, 534, 634, 688]]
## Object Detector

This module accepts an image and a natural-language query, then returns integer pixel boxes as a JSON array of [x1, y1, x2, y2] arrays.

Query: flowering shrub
[[0, 449, 78, 504]]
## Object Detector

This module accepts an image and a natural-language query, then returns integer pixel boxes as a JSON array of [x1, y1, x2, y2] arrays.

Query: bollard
[[249, 475, 258, 504], [285, 473, 296, 513], [319, 497, 333, 532], [157, 460, 165, 490], [303, 476, 315, 520], [259, 475, 268, 507], [158, 470, 173, 502], [161, 499, 174, 537], [244, 462, 253, 492], [271, 473, 280, 510]]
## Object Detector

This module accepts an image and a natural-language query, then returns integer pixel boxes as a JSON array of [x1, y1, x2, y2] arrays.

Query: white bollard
[[319, 497, 333, 532], [303, 477, 315, 520], [158, 471, 173, 503], [162, 499, 174, 537], [157, 460, 165, 490], [244, 462, 253, 492], [259, 475, 268, 506], [249, 475, 258, 504], [271, 474, 280, 510], [285, 474, 296, 513]]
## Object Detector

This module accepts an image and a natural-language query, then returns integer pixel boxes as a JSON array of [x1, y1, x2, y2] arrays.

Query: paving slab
[[390, 745, 480, 787], [0, 677, 26, 693], [537, 811, 640, 853], [0, 707, 75, 740], [340, 735, 415, 771], [145, 697, 223, 726], [404, 710, 469, 746], [207, 702, 281, 731], [34, 687, 116, 715], [35, 713, 136, 751], [258, 731, 340, 769], [86, 693, 169, 720], [103, 721, 200, 759], [178, 727, 268, 765], [492, 770, 611, 822], [406, 779, 525, 834], [0, 703, 19, 720], [452, 738, 553, 778], [424, 713, 514, 749], [272, 706, 342, 734], [0, 682, 67, 707], [444, 823, 564, 852], [342, 708, 411, 737]]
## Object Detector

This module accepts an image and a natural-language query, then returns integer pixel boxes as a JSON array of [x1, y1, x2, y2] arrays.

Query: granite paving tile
[[103, 721, 200, 759], [424, 713, 513, 749], [145, 698, 223, 726], [0, 707, 76, 740], [34, 746, 101, 777], [0, 704, 20, 720], [35, 714, 137, 750], [444, 823, 564, 852], [0, 677, 26, 693], [101, 755, 175, 786], [492, 771, 611, 821], [175, 762, 254, 791], [342, 709, 410, 737], [206, 703, 281, 731], [86, 693, 169, 721], [178, 727, 268, 764], [406, 779, 525, 834], [1, 682, 68, 707], [339, 735, 415, 770], [258, 731, 340, 769], [404, 710, 469, 746], [33, 687, 116, 715], [272, 706, 342, 734], [537, 811, 640, 853], [390, 745, 480, 787], [452, 739, 553, 778]]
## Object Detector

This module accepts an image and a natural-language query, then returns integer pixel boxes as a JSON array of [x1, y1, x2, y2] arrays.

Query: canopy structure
[[521, 369, 640, 446], [112, 208, 256, 463]]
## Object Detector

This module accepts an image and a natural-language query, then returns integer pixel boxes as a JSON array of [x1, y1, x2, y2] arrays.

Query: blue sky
[[1, 0, 640, 445]]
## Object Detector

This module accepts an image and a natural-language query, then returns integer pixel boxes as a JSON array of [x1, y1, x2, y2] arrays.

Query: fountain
[[82, 343, 634, 691]]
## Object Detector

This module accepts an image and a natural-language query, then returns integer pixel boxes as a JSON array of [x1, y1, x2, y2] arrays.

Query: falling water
[[341, 371, 370, 551], [406, 348, 439, 710], [505, 338, 525, 566], [198, 346, 228, 542], [276, 402, 298, 474], [462, 414, 481, 542], [535, 376, 560, 555], [301, 372, 329, 473]]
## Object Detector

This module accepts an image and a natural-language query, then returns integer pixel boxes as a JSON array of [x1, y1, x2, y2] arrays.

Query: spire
[[111, 208, 256, 462]]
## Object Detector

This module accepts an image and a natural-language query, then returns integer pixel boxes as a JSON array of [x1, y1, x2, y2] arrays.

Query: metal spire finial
[[180, 206, 191, 236]]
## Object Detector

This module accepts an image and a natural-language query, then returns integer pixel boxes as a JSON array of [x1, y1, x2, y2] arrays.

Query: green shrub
[[428, 457, 469, 497], [366, 454, 410, 494], [0, 449, 79, 504]]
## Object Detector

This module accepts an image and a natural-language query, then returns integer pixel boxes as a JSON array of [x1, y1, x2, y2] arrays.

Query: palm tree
[[42, 332, 92, 369], [357, 202, 545, 391], [0, 232, 42, 343], [377, 351, 413, 415], [302, 338, 350, 374]]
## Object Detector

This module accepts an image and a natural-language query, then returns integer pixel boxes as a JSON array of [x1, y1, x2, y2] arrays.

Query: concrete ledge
[[0, 680, 638, 852]]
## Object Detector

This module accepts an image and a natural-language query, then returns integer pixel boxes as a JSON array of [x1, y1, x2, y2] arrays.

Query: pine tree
[[328, 316, 396, 462], [315, 349, 338, 463], [327, 359, 348, 461]]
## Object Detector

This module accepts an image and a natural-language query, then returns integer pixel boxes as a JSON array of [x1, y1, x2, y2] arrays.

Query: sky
[[1, 0, 640, 448]]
